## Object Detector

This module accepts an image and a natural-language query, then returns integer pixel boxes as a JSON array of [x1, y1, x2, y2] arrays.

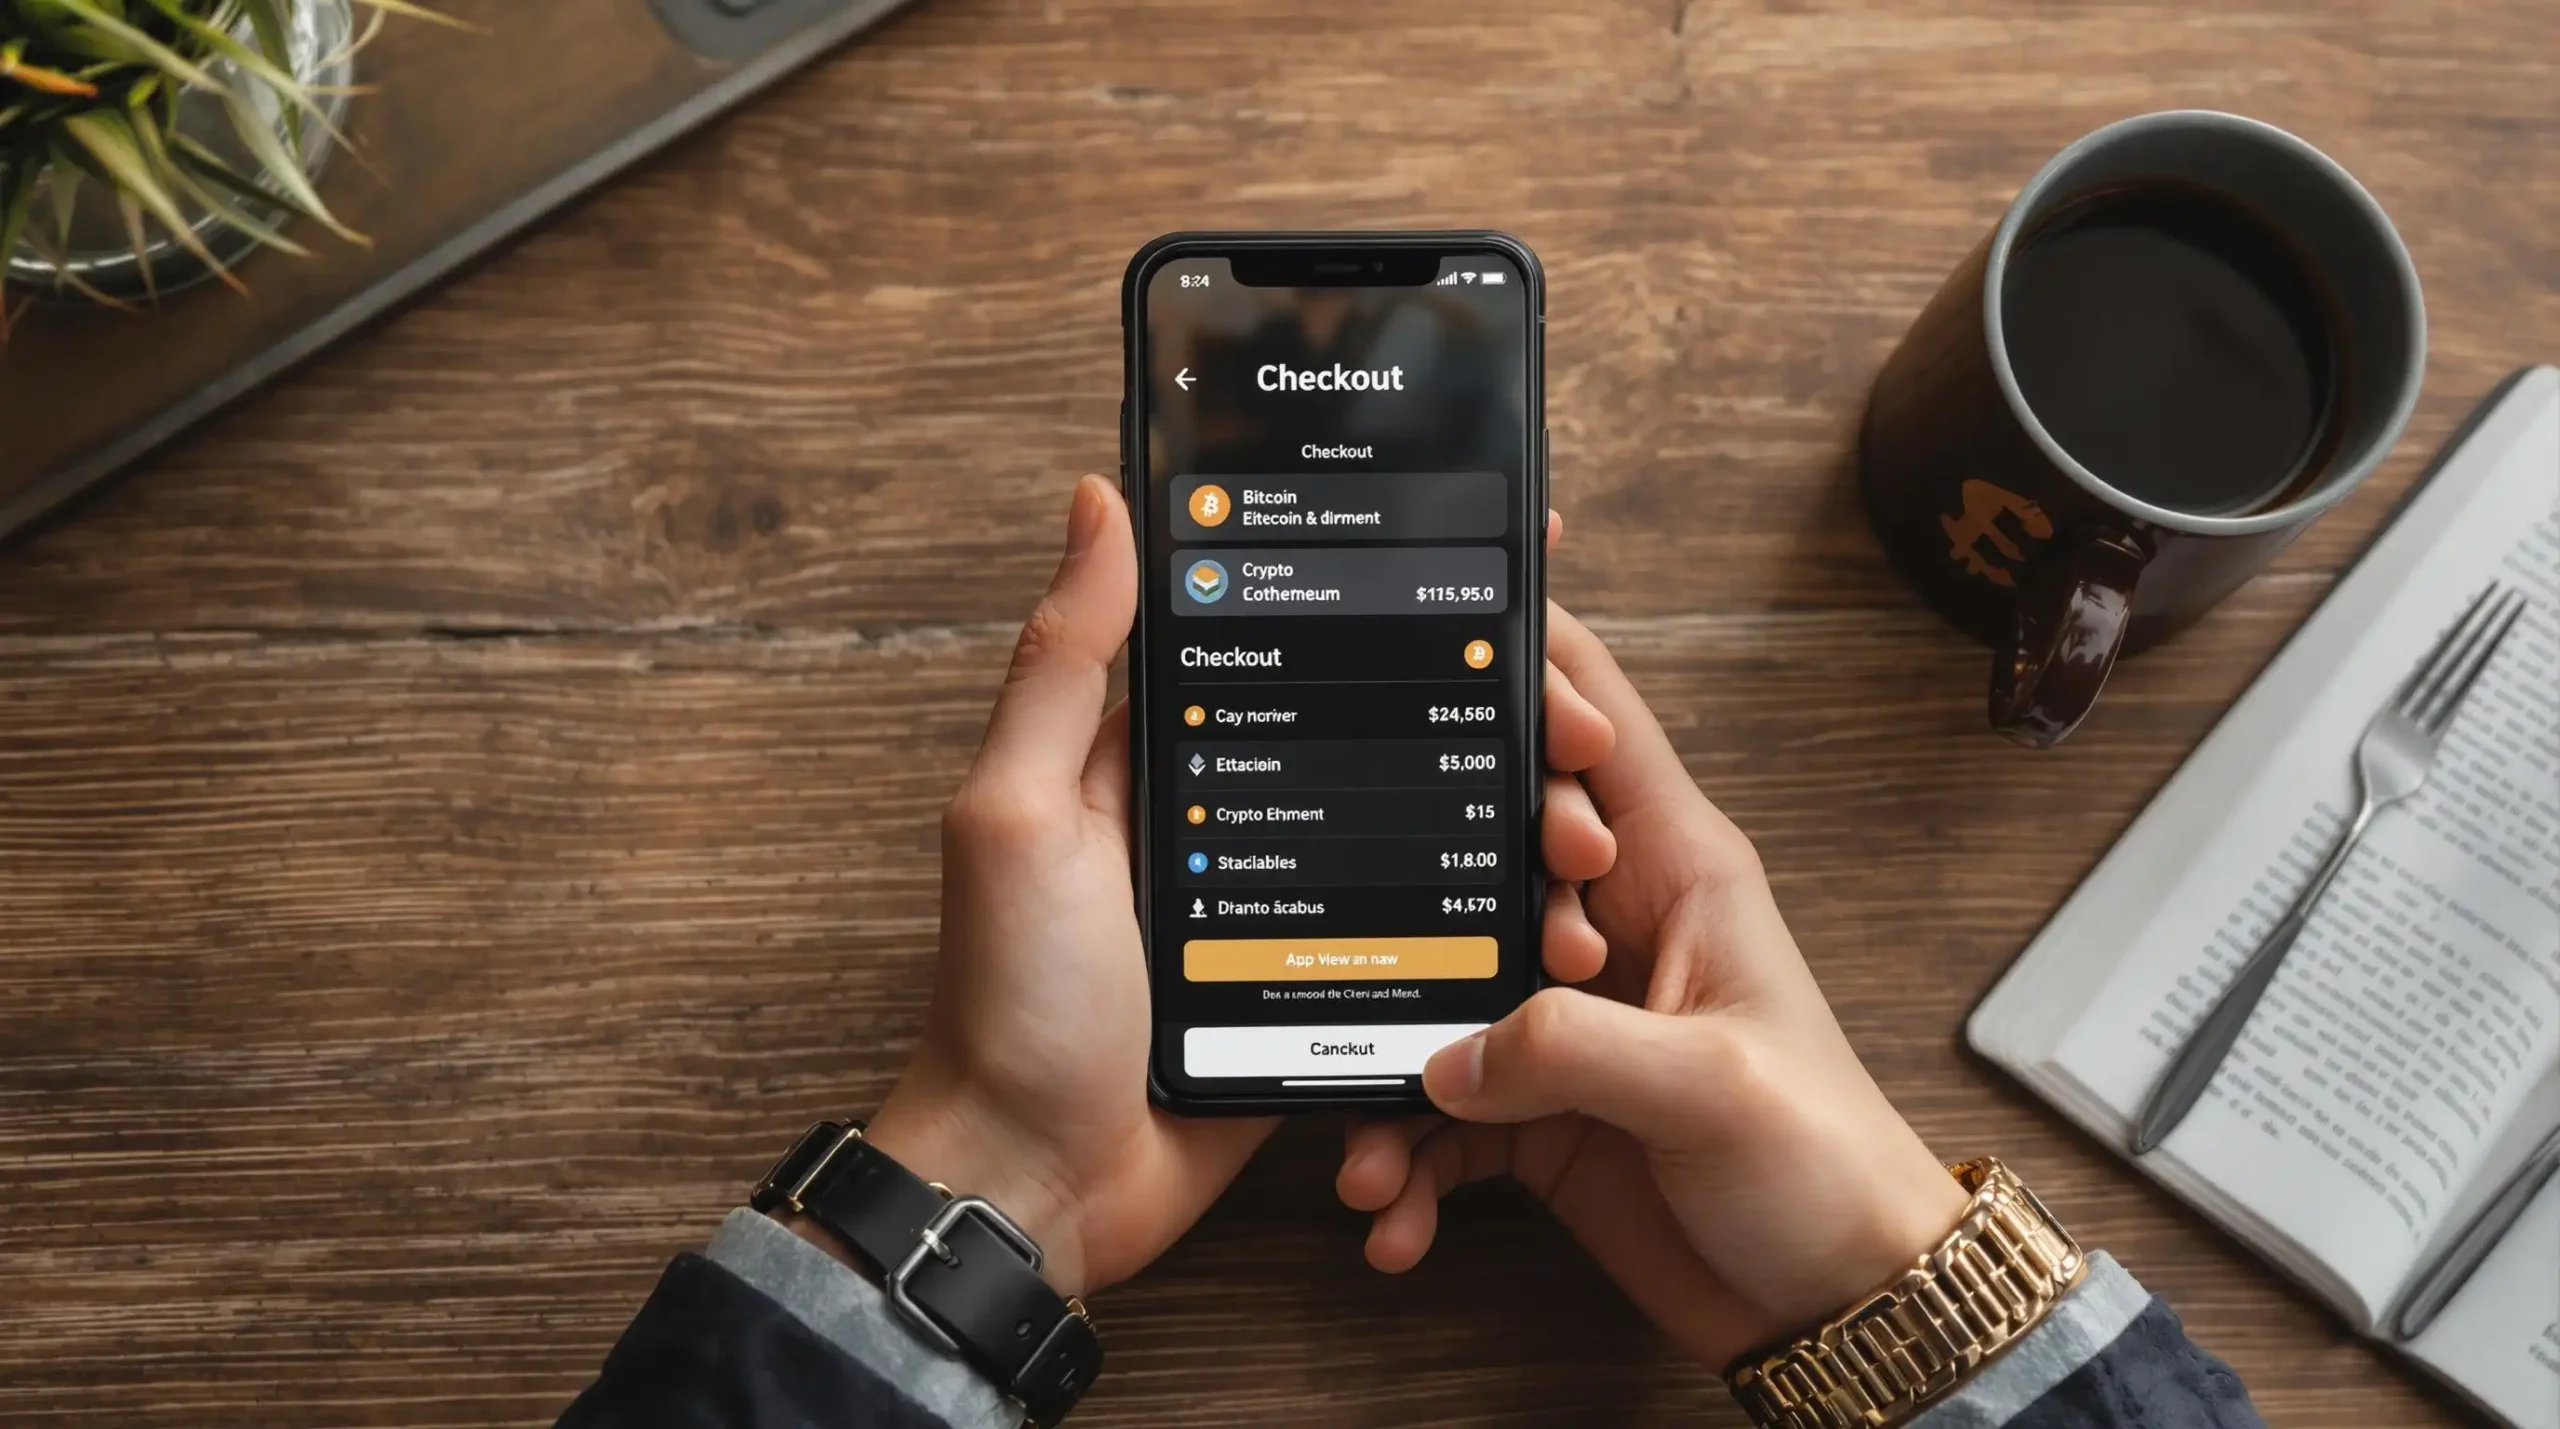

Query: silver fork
[[2132, 581, 2531, 1155]]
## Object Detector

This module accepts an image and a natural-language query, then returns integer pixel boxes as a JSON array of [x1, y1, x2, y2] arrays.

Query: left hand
[[862, 475, 1619, 1298]]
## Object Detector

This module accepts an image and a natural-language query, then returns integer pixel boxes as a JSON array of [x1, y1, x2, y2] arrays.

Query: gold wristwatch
[[1726, 1158, 2085, 1429]]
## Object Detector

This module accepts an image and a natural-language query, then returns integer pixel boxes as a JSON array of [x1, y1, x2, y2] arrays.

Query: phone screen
[[1129, 240, 1543, 1106]]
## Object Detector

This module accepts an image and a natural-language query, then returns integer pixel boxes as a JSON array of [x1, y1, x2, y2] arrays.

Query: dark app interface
[[1141, 253, 1535, 1096]]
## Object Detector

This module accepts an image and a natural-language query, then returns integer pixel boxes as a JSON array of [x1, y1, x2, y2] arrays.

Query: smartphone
[[1123, 232, 1547, 1114]]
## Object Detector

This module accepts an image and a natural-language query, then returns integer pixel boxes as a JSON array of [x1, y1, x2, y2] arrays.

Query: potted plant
[[0, 0, 452, 322]]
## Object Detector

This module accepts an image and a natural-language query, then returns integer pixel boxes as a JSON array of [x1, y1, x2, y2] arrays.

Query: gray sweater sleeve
[[704, 1207, 1017, 1429]]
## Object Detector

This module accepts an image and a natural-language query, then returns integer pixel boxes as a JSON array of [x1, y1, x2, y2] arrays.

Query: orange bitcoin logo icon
[[1188, 484, 1232, 527], [1939, 479, 2054, 588]]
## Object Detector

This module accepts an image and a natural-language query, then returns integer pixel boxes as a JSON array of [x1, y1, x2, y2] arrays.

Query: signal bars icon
[[1435, 272, 1460, 286]]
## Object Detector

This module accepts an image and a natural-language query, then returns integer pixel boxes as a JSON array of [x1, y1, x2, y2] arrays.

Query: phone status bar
[[1156, 258, 1515, 291]]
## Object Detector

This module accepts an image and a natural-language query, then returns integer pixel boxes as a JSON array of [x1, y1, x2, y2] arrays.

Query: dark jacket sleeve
[[2004, 1295, 2265, 1429], [554, 1253, 950, 1429], [555, 1242, 2256, 1429]]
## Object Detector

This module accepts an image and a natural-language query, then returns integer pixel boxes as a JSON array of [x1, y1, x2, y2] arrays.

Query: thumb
[[973, 475, 1136, 789], [1423, 988, 1724, 1146]]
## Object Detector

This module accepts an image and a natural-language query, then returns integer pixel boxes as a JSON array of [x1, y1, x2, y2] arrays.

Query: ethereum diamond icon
[[1187, 753, 1207, 776]]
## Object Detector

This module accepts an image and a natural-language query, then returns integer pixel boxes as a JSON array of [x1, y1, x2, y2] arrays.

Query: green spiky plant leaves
[[0, 0, 461, 325]]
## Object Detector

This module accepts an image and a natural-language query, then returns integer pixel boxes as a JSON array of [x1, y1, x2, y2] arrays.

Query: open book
[[1970, 367, 2560, 1429]]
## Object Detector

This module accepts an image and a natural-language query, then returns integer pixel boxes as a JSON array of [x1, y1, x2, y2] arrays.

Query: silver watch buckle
[[887, 1195, 1044, 1357]]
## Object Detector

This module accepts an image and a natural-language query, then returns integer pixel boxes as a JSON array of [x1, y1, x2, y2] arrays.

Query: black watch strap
[[750, 1121, 1101, 1428]]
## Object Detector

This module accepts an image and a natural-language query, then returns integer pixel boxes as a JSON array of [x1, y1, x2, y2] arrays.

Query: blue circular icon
[[1186, 851, 1209, 874], [1184, 558, 1229, 604]]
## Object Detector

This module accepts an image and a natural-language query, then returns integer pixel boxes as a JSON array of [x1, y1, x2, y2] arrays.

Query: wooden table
[[3, 2, 2551, 1424]]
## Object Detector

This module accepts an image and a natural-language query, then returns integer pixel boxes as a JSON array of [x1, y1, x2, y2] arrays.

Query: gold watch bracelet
[[1725, 1157, 2086, 1429]]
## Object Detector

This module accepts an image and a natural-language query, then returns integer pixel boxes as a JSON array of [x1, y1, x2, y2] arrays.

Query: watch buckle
[[888, 1195, 1044, 1357]]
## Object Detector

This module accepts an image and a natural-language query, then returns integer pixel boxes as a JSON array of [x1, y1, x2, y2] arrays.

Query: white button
[[1182, 1023, 1487, 1079]]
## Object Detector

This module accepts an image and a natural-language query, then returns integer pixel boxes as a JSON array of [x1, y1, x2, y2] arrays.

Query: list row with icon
[[1173, 547, 1508, 615], [1176, 472, 1508, 542]]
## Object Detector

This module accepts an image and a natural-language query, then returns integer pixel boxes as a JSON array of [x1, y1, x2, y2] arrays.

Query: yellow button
[[1183, 936, 1497, 982]]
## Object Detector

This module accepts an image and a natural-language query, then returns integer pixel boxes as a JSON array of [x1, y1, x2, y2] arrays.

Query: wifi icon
[[1460, 272, 1477, 284]]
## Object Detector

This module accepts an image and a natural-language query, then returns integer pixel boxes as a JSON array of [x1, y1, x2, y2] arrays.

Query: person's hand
[[861, 477, 1620, 1298], [1335, 606, 1970, 1367]]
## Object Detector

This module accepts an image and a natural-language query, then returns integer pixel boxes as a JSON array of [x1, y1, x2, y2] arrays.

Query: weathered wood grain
[[0, 595, 2482, 1428], [4, 0, 2555, 639], [5, 0, 2553, 1424]]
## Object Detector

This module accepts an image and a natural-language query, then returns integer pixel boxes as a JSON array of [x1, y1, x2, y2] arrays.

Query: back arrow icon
[[1174, 368, 1196, 391]]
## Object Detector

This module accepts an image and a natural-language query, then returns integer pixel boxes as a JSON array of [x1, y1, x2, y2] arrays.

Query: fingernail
[[1064, 476, 1105, 557], [1424, 1032, 1484, 1104]]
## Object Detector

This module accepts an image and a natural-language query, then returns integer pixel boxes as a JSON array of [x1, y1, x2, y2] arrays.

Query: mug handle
[[1991, 528, 2149, 748]]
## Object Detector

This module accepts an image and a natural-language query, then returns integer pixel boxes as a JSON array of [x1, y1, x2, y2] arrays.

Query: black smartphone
[[1123, 231, 1547, 1115]]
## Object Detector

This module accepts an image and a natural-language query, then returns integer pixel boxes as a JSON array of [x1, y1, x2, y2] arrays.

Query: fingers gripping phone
[[1123, 232, 1548, 1114]]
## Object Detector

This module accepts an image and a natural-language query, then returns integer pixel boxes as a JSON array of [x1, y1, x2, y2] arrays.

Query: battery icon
[[1479, 271, 1506, 285]]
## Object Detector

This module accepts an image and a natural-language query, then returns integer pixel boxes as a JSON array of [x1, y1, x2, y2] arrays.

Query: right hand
[[1335, 606, 1970, 1368]]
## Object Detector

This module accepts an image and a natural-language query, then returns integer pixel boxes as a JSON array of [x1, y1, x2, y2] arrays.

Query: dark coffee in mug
[[2005, 183, 2344, 517], [1859, 111, 2425, 747]]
